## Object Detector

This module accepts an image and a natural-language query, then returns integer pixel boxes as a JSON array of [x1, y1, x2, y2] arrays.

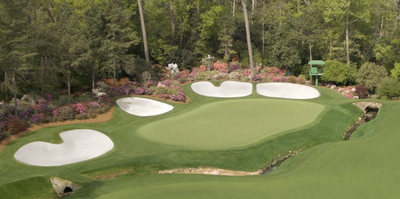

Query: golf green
[[138, 99, 325, 149]]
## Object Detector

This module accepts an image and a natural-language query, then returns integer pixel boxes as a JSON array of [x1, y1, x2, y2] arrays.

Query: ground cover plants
[[2, 80, 394, 199]]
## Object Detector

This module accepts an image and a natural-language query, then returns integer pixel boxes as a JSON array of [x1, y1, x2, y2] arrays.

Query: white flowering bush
[[166, 63, 179, 79]]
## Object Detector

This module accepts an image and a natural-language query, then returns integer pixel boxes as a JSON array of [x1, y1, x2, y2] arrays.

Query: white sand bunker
[[257, 82, 320, 99], [116, 97, 173, 116], [14, 129, 114, 167], [191, 81, 252, 98]]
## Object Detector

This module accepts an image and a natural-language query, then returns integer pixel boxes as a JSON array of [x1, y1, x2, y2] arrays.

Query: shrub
[[6, 115, 27, 134], [271, 76, 284, 82], [88, 102, 100, 109], [252, 75, 263, 82], [75, 113, 88, 120], [356, 62, 388, 92], [87, 109, 97, 118], [287, 76, 297, 83], [53, 106, 75, 121], [74, 102, 88, 114], [97, 95, 112, 105], [297, 76, 306, 84], [30, 114, 42, 124], [262, 76, 271, 82], [228, 72, 241, 80], [377, 77, 400, 99], [214, 62, 228, 73], [322, 60, 357, 85], [355, 85, 369, 99], [134, 88, 145, 95], [144, 88, 152, 95], [229, 62, 241, 72]]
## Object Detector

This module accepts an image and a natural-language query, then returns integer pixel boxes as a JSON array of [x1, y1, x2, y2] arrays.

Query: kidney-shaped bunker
[[14, 129, 114, 167], [257, 82, 320, 99]]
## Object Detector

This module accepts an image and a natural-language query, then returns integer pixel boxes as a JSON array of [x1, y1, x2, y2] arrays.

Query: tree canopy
[[1, 0, 400, 101]]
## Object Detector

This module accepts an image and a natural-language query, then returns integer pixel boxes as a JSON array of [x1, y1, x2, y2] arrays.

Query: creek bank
[[158, 149, 303, 176], [343, 102, 380, 140]]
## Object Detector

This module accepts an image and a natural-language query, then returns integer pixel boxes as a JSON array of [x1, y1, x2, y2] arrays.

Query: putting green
[[138, 99, 325, 149]]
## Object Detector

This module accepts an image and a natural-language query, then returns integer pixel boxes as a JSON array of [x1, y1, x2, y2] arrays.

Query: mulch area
[[0, 107, 114, 152]]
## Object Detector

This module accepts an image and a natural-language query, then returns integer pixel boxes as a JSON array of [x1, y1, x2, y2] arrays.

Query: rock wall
[[353, 102, 382, 113], [50, 177, 81, 198]]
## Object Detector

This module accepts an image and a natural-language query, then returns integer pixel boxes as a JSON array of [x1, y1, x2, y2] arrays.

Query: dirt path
[[0, 107, 114, 152]]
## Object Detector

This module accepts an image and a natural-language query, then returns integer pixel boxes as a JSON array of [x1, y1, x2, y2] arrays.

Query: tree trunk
[[329, 23, 332, 59], [233, 0, 236, 17], [67, 64, 71, 105], [346, 13, 350, 66], [138, 0, 149, 62], [12, 67, 17, 116], [113, 54, 116, 89], [92, 63, 95, 91], [4, 71, 8, 102], [241, 0, 254, 78], [261, 0, 265, 58], [309, 42, 313, 61], [41, 56, 44, 97], [169, 2, 176, 42]]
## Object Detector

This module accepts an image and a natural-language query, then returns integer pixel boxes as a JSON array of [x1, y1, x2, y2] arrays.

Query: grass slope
[[0, 83, 374, 199]]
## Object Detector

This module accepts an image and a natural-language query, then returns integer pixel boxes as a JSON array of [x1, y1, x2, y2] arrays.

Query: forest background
[[1, 0, 400, 101]]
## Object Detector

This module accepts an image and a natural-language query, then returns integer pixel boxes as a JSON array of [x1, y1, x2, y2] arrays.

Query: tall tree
[[241, 0, 254, 78], [100, 0, 139, 89], [0, 0, 37, 114], [137, 0, 149, 62]]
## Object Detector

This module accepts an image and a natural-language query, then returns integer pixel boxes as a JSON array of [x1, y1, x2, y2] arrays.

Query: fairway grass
[[138, 99, 325, 149]]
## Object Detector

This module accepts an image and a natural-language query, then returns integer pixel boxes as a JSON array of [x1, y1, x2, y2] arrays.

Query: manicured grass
[[3, 82, 389, 199], [138, 99, 324, 149], [0, 176, 58, 199], [74, 102, 400, 199]]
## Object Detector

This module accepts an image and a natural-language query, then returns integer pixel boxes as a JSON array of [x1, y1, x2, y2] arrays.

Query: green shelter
[[308, 60, 325, 86]]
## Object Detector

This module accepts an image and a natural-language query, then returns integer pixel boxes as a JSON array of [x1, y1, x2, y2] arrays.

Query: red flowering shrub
[[213, 62, 228, 73], [355, 85, 369, 99], [6, 116, 27, 134]]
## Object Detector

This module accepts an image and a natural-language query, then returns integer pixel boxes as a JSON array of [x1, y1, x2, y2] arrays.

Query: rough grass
[[0, 82, 381, 199]]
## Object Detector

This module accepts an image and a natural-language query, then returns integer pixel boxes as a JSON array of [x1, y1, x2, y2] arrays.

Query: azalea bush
[[53, 106, 75, 121], [150, 80, 186, 102], [6, 115, 27, 135]]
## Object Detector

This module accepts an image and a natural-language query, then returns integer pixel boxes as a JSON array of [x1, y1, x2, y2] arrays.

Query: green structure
[[308, 60, 325, 86]]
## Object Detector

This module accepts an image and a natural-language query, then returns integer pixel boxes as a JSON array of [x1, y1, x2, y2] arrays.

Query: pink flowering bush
[[150, 80, 186, 102], [74, 102, 88, 114], [213, 61, 228, 73], [134, 88, 145, 95], [53, 106, 75, 121], [272, 76, 284, 82]]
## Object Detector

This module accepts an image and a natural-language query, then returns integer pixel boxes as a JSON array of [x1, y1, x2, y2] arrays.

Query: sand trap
[[116, 97, 173, 116], [14, 129, 114, 167], [257, 82, 320, 99], [191, 81, 252, 98], [257, 83, 320, 99]]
